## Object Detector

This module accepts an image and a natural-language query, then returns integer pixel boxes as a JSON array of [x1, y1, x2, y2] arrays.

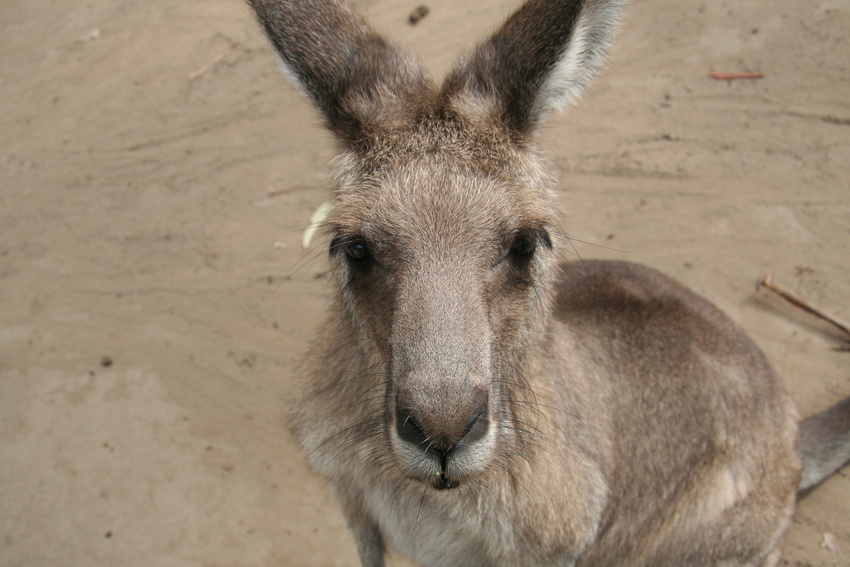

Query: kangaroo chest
[[359, 478, 579, 567]]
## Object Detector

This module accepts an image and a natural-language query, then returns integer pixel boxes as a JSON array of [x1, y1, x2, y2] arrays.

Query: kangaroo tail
[[798, 395, 850, 492]]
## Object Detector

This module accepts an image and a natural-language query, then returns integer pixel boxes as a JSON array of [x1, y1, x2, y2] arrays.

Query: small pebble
[[409, 5, 429, 25]]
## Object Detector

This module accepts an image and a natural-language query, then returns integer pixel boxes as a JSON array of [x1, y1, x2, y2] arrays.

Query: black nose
[[395, 397, 488, 458]]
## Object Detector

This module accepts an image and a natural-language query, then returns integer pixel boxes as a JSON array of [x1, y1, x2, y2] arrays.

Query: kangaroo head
[[250, 0, 623, 489]]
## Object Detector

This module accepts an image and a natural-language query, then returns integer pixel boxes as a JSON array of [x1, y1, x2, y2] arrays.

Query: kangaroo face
[[249, 0, 621, 490], [325, 119, 557, 488]]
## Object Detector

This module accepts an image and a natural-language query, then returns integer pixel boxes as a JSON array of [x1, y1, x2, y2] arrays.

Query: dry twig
[[187, 42, 240, 81], [757, 274, 850, 343], [709, 71, 764, 80]]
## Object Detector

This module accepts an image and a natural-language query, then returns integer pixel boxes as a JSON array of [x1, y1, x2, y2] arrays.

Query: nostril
[[396, 406, 429, 449], [460, 406, 488, 446]]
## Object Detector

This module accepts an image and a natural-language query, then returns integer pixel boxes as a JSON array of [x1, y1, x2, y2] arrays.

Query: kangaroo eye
[[331, 235, 370, 261], [345, 240, 369, 260], [510, 234, 538, 257]]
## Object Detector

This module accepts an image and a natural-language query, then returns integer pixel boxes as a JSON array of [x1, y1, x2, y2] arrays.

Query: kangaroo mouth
[[433, 469, 459, 490]]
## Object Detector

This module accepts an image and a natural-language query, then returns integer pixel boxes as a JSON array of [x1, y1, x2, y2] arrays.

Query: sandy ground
[[2, 0, 849, 565]]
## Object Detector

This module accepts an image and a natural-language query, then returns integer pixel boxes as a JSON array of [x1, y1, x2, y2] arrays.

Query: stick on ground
[[757, 274, 850, 344], [187, 42, 240, 81]]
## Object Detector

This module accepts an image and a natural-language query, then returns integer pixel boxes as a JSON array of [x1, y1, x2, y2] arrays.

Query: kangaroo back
[[247, 1, 849, 566]]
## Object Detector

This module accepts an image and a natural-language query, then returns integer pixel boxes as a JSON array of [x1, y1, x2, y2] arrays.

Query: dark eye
[[331, 235, 370, 261], [510, 234, 537, 257], [345, 239, 369, 260], [507, 230, 552, 264]]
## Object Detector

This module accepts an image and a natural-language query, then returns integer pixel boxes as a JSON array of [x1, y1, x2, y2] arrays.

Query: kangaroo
[[248, 1, 850, 565]]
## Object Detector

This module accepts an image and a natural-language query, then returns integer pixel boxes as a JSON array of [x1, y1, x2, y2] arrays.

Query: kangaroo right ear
[[249, 0, 430, 147], [442, 0, 625, 137]]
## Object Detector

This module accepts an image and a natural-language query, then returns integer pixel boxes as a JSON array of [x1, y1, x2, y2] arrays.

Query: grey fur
[[247, 1, 850, 565]]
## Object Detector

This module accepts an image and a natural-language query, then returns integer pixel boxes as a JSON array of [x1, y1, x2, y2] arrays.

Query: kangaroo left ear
[[249, 0, 431, 148], [441, 0, 625, 136]]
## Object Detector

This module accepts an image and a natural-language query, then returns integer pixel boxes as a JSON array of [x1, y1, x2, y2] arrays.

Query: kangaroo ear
[[249, 0, 430, 146], [442, 0, 624, 136]]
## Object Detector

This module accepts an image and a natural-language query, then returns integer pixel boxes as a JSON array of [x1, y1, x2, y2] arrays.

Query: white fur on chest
[[358, 479, 576, 567], [362, 480, 510, 566]]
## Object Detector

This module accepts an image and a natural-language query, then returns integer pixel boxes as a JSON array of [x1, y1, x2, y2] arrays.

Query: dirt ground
[[1, 0, 848, 565]]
